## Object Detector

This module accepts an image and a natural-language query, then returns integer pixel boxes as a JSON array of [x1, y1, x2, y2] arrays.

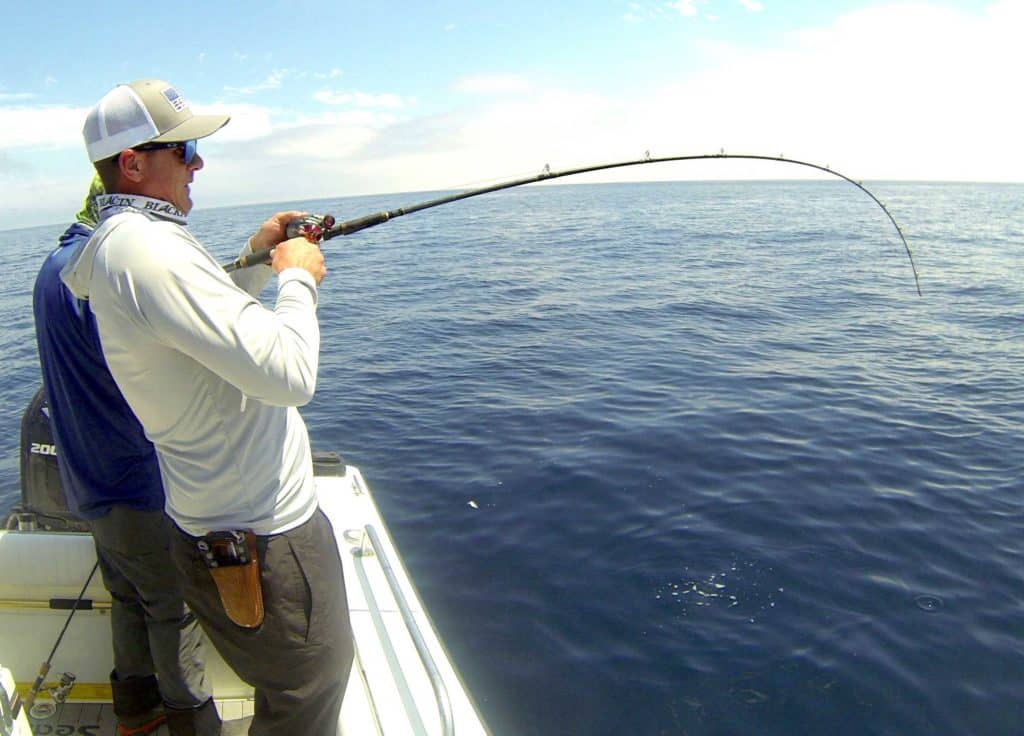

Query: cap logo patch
[[162, 86, 188, 112]]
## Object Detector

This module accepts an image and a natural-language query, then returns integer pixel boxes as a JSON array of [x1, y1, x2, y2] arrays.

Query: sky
[[1, 0, 1019, 230]]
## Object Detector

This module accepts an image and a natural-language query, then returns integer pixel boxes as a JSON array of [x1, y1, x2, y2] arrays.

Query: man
[[34, 175, 220, 736], [61, 79, 353, 736]]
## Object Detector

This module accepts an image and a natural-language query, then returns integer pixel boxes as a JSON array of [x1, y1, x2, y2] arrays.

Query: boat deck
[[24, 699, 253, 735], [1, 458, 490, 735]]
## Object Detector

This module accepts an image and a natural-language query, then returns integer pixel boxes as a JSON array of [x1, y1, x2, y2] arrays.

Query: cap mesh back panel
[[102, 92, 148, 137]]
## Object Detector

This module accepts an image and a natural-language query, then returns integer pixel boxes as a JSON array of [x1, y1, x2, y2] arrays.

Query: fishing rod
[[13, 560, 99, 719], [224, 152, 922, 296]]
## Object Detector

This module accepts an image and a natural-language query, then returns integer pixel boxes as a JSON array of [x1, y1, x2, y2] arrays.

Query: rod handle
[[224, 249, 271, 272], [16, 662, 50, 715]]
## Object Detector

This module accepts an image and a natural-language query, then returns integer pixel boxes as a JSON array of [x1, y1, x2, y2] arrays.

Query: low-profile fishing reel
[[224, 213, 337, 273], [285, 214, 335, 244]]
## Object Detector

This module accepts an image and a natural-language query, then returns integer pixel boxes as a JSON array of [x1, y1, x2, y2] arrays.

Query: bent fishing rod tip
[[220, 152, 922, 296]]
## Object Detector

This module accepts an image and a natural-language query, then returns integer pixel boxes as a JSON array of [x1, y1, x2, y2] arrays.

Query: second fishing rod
[[224, 151, 922, 296]]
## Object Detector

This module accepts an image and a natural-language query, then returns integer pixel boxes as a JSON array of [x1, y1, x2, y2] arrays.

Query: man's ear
[[118, 150, 146, 183]]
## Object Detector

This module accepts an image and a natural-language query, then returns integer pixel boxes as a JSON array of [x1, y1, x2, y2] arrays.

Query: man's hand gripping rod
[[224, 213, 385, 272]]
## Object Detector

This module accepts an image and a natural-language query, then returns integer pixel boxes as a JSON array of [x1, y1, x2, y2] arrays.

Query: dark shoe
[[164, 697, 223, 736], [116, 714, 168, 735], [110, 671, 165, 734]]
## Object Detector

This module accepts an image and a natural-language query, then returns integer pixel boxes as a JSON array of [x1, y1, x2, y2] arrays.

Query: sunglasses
[[131, 139, 198, 165]]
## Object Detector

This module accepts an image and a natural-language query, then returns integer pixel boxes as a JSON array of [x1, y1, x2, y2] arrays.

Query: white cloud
[[452, 75, 532, 94], [0, 92, 35, 103], [427, 1, 1020, 186], [739, 0, 763, 11], [0, 105, 85, 148], [668, 0, 699, 17], [624, 2, 647, 22], [263, 115, 385, 159], [631, 1, 1023, 181], [313, 90, 405, 108], [314, 91, 347, 105], [193, 102, 275, 142], [224, 69, 291, 95]]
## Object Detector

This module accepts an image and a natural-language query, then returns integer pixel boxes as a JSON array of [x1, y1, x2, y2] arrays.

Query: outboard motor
[[11, 386, 89, 531], [11, 386, 345, 532]]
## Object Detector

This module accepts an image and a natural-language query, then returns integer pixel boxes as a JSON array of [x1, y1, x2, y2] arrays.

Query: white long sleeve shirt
[[61, 195, 320, 536]]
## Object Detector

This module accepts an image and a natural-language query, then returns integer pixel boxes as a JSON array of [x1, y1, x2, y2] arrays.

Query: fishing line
[[224, 151, 922, 296]]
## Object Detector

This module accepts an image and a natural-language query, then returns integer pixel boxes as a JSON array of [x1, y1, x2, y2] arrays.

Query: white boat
[[0, 390, 492, 735]]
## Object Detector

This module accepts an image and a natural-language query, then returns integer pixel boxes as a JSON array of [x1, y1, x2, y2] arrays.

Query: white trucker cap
[[83, 79, 229, 162]]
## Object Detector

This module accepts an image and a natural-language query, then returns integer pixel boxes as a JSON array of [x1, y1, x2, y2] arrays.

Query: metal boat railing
[[362, 524, 454, 736]]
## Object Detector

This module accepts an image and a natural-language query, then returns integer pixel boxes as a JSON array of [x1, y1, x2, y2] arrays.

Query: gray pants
[[170, 508, 354, 736], [90, 506, 214, 709]]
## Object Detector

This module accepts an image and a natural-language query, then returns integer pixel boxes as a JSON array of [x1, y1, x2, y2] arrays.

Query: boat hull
[[0, 458, 490, 735]]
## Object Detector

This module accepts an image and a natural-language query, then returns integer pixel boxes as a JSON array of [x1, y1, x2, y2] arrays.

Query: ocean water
[[2, 180, 1023, 735]]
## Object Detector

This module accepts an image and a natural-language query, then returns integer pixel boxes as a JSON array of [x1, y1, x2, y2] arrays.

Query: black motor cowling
[[12, 386, 343, 532], [12, 386, 89, 531]]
